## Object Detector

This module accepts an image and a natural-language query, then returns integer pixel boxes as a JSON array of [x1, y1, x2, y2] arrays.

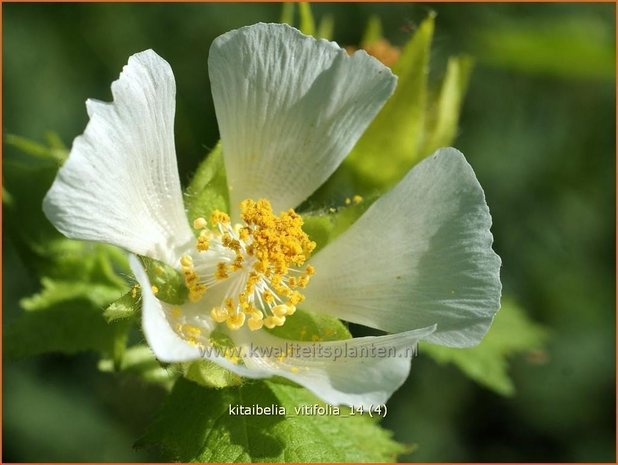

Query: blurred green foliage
[[3, 2, 615, 462]]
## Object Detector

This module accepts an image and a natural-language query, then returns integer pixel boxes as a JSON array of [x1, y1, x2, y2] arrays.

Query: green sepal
[[185, 142, 230, 222], [361, 15, 383, 48], [138, 377, 406, 462], [422, 299, 547, 396], [298, 2, 315, 36], [420, 55, 474, 156], [345, 13, 435, 191]]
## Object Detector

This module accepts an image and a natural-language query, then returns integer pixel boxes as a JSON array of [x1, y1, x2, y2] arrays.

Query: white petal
[[303, 148, 502, 348], [44, 50, 194, 266], [209, 23, 396, 217], [234, 325, 435, 408]]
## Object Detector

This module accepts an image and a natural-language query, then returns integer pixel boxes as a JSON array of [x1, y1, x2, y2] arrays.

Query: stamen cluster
[[179, 199, 316, 331]]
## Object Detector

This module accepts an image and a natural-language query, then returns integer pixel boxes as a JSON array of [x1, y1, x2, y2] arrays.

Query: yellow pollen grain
[[345, 197, 352, 205], [352, 194, 363, 204], [131, 284, 140, 299], [151, 285, 159, 295]]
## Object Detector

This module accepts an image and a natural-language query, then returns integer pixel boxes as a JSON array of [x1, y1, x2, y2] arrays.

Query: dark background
[[3, 3, 615, 462]]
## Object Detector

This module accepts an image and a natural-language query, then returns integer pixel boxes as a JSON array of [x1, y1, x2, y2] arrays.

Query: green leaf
[[21, 277, 124, 311], [4, 132, 68, 164], [183, 360, 243, 389], [185, 142, 230, 222], [103, 290, 140, 323], [138, 378, 406, 462], [345, 13, 435, 191], [422, 299, 547, 396], [99, 345, 177, 387], [476, 16, 615, 81], [420, 55, 474, 156], [5, 298, 131, 360]]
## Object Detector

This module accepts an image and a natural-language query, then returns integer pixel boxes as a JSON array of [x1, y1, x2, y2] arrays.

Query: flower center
[[179, 199, 316, 332]]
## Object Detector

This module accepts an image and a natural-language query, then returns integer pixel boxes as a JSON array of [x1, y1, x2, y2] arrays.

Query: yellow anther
[[297, 276, 309, 288], [263, 316, 277, 329], [248, 317, 264, 331], [286, 305, 296, 316], [305, 265, 315, 276], [215, 262, 229, 280], [131, 284, 139, 299], [180, 255, 193, 267], [288, 291, 304, 306], [183, 325, 201, 338], [211, 210, 230, 225], [345, 197, 352, 205], [352, 194, 363, 204], [226, 312, 246, 330], [193, 217, 208, 229], [151, 285, 159, 295], [272, 305, 289, 318], [262, 289, 275, 304], [272, 315, 286, 327], [197, 231, 210, 252], [210, 307, 229, 323]]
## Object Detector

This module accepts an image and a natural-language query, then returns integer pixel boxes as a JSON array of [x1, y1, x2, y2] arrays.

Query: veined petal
[[44, 50, 194, 266], [209, 23, 396, 218], [303, 148, 502, 348], [233, 325, 435, 408]]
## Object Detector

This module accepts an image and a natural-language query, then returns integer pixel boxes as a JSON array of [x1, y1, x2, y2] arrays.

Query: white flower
[[43, 23, 501, 407]]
